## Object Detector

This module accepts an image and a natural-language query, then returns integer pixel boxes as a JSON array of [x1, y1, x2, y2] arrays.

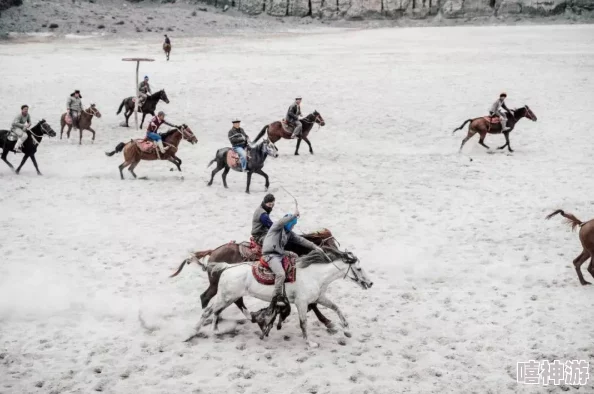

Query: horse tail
[[105, 141, 126, 157], [116, 99, 126, 115], [207, 157, 216, 168], [452, 119, 472, 134], [545, 209, 584, 231], [169, 250, 213, 278], [253, 125, 268, 143]]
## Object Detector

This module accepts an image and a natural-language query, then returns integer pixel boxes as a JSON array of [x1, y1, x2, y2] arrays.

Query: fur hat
[[71, 90, 82, 98]]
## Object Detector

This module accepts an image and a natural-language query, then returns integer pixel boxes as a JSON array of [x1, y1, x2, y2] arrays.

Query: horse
[[453, 105, 537, 152], [116, 89, 170, 128], [546, 210, 594, 286], [181, 247, 373, 348], [170, 229, 341, 333], [0, 120, 56, 175], [104, 125, 197, 179], [60, 104, 102, 145], [163, 42, 171, 61], [253, 111, 325, 155], [207, 138, 278, 194]]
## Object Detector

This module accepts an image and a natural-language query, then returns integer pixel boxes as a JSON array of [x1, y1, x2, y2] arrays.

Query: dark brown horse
[[116, 89, 170, 129], [453, 106, 537, 152], [163, 43, 171, 61], [170, 228, 342, 333], [104, 125, 197, 179], [253, 111, 325, 155], [60, 104, 102, 145], [546, 210, 594, 286]]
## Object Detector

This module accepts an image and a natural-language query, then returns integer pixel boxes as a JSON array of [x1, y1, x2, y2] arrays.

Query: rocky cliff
[[0, 0, 22, 12]]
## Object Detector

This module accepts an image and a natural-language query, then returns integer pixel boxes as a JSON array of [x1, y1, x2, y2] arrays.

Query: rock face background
[[0, 0, 22, 12]]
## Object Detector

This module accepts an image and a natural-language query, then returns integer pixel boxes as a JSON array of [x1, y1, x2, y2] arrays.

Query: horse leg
[[140, 113, 147, 129], [295, 138, 302, 156], [459, 129, 477, 152], [200, 285, 217, 309], [29, 154, 42, 175], [128, 160, 139, 179], [79, 127, 83, 145], [303, 136, 314, 155], [245, 171, 253, 194], [254, 169, 270, 191], [478, 132, 490, 149], [124, 110, 131, 127], [15, 154, 29, 175], [118, 160, 130, 179], [504, 132, 513, 152], [221, 167, 230, 189], [168, 157, 181, 171], [234, 298, 251, 320], [212, 297, 237, 334], [88, 127, 96, 143], [296, 301, 318, 348], [587, 254, 594, 282], [308, 304, 336, 334], [208, 163, 224, 186], [60, 122, 64, 139], [316, 294, 351, 338], [573, 250, 591, 285], [184, 304, 215, 342], [1, 150, 15, 172], [67, 125, 72, 139]]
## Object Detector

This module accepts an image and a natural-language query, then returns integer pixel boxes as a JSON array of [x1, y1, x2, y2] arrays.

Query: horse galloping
[[116, 89, 170, 128], [253, 111, 325, 155], [546, 209, 594, 286], [163, 43, 171, 61], [105, 125, 197, 179], [181, 247, 373, 348], [60, 104, 102, 145], [0, 120, 56, 175], [453, 105, 537, 153], [207, 138, 278, 194]]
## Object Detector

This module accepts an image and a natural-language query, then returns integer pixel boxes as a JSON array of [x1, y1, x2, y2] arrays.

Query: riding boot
[[156, 139, 168, 154]]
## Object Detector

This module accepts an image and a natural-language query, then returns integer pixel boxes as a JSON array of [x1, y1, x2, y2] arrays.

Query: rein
[[28, 122, 50, 145]]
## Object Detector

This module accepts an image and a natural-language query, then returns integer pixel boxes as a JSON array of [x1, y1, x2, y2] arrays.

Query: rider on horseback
[[252, 194, 275, 245], [228, 119, 250, 172], [287, 97, 302, 139], [490, 92, 511, 132], [164, 34, 171, 45], [66, 90, 82, 128], [146, 111, 176, 155], [138, 76, 151, 108], [262, 210, 324, 306], [11, 105, 31, 153]]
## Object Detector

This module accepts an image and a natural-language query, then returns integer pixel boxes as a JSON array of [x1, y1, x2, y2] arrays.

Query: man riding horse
[[489, 92, 512, 132], [138, 76, 151, 108], [262, 210, 324, 307], [146, 111, 178, 156], [287, 97, 302, 139], [228, 119, 250, 172], [11, 105, 32, 153], [252, 193, 276, 246], [66, 90, 83, 128]]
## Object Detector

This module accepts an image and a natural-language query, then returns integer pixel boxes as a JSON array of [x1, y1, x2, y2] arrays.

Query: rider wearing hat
[[261, 210, 324, 305], [66, 90, 83, 127], [138, 76, 152, 108], [146, 110, 177, 155], [11, 104, 32, 153], [252, 193, 275, 245], [286, 97, 302, 139], [228, 119, 250, 172], [490, 92, 512, 132]]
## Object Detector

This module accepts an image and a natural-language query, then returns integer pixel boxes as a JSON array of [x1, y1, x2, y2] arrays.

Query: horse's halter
[[301, 113, 324, 131], [28, 122, 51, 144], [84, 106, 100, 117]]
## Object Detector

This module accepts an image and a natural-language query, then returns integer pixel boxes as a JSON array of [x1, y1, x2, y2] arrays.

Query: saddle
[[0, 130, 18, 142], [226, 147, 251, 169], [281, 119, 294, 133], [238, 237, 262, 261], [252, 254, 297, 285], [63, 113, 73, 126], [135, 138, 157, 153], [483, 115, 501, 124]]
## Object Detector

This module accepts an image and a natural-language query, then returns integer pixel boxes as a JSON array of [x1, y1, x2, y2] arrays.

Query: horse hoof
[[37, 172, 42, 176], [326, 323, 338, 335]]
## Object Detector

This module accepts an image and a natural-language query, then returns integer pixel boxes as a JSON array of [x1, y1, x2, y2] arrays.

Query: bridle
[[84, 106, 100, 117], [300, 113, 324, 131], [27, 122, 52, 145]]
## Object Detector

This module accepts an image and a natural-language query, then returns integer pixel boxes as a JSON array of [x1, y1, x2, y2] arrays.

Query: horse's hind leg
[[573, 249, 591, 285], [478, 132, 490, 149], [208, 163, 224, 186], [185, 305, 215, 341], [459, 129, 477, 152], [118, 161, 130, 179], [221, 167, 230, 189], [587, 254, 594, 282], [212, 297, 237, 334], [128, 161, 139, 179], [1, 151, 15, 172], [234, 297, 251, 320]]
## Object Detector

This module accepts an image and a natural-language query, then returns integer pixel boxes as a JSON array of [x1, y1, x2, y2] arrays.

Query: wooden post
[[122, 58, 154, 131]]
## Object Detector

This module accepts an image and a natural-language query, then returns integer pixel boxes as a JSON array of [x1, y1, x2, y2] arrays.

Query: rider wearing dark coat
[[228, 119, 250, 171], [286, 97, 302, 139], [252, 194, 275, 245]]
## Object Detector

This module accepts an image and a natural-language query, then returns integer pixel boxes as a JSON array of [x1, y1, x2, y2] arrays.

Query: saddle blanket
[[227, 150, 240, 168], [64, 113, 73, 125], [135, 139, 156, 153], [483, 116, 501, 124], [252, 255, 297, 285], [281, 119, 294, 133], [238, 237, 262, 261]]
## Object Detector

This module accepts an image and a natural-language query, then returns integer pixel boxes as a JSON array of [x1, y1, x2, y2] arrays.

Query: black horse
[[116, 90, 170, 128], [0, 120, 56, 175], [207, 138, 279, 194]]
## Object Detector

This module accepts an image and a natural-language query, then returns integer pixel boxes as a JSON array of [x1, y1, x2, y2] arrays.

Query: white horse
[[184, 248, 373, 348]]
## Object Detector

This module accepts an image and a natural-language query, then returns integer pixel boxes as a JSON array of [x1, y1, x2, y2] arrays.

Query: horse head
[[262, 138, 279, 158], [87, 103, 102, 118], [339, 249, 373, 290], [180, 124, 198, 144], [312, 110, 325, 127], [523, 105, 537, 122], [37, 119, 56, 137], [158, 90, 170, 104]]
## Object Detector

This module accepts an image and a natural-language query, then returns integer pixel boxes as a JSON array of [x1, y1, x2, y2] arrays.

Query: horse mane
[[149, 90, 163, 98], [160, 129, 177, 139], [296, 247, 343, 269]]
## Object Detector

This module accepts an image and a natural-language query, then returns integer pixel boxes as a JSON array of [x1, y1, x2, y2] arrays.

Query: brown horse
[[170, 228, 342, 333], [546, 210, 594, 286], [453, 105, 537, 153], [163, 43, 171, 61], [60, 104, 102, 145], [253, 110, 325, 155], [104, 125, 197, 179]]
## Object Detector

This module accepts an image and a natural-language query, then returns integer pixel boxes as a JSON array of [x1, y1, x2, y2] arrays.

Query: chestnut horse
[[253, 110, 325, 155], [546, 209, 594, 286], [60, 104, 102, 145], [170, 228, 343, 333], [453, 105, 537, 152], [104, 125, 197, 179], [163, 43, 171, 61]]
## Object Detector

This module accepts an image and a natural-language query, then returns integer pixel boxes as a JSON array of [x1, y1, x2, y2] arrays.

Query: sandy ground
[[1, 24, 594, 394]]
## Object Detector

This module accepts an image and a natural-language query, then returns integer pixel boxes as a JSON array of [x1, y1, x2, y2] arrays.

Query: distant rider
[[66, 90, 83, 127], [286, 97, 302, 139], [489, 92, 512, 132], [138, 76, 151, 108], [11, 105, 32, 153]]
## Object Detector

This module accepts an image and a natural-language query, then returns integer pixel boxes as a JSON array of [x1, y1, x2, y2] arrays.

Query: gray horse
[[207, 138, 278, 194]]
